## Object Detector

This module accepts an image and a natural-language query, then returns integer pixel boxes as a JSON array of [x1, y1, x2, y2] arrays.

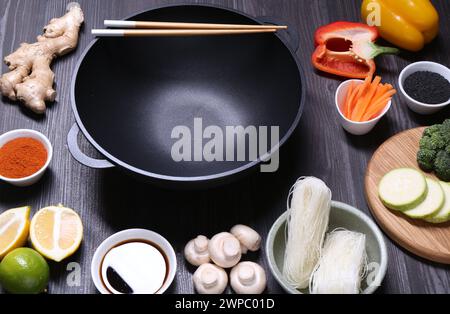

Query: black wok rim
[[70, 3, 306, 183]]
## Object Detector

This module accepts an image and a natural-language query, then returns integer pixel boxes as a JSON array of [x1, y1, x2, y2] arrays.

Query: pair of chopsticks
[[92, 20, 287, 37]]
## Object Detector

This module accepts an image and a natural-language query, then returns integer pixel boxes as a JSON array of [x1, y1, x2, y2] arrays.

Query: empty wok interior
[[74, 6, 302, 178]]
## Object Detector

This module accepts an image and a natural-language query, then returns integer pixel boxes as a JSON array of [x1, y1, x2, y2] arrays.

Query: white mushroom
[[208, 232, 242, 268], [230, 262, 267, 294], [230, 225, 261, 254], [184, 235, 210, 266], [193, 263, 228, 294]]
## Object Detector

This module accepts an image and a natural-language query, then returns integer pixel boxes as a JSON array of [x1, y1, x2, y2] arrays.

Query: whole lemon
[[0, 248, 49, 294]]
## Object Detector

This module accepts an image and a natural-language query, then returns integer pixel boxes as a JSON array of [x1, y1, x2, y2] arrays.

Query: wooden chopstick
[[104, 20, 287, 30], [92, 29, 278, 37]]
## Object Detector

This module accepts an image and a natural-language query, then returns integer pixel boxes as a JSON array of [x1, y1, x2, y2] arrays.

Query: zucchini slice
[[425, 181, 450, 223], [379, 168, 427, 211], [404, 178, 445, 219]]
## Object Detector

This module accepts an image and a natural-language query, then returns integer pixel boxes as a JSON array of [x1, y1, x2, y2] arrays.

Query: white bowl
[[335, 80, 392, 135], [398, 61, 450, 115], [266, 201, 388, 294], [91, 229, 177, 294], [0, 129, 53, 187]]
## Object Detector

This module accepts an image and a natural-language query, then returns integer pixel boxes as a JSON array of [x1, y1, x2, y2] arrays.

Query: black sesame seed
[[404, 71, 450, 105]]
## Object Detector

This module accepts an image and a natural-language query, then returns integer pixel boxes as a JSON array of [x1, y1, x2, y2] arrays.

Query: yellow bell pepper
[[361, 0, 439, 51]]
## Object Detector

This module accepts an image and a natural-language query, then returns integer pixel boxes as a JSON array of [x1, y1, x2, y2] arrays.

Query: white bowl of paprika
[[0, 129, 53, 187]]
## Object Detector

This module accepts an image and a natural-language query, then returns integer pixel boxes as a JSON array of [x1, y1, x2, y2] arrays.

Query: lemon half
[[30, 205, 83, 262], [0, 206, 31, 259]]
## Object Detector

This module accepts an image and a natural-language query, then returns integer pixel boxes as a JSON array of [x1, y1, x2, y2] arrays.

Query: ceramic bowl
[[398, 61, 450, 115], [335, 80, 392, 135], [91, 229, 177, 294], [266, 201, 388, 294], [0, 129, 53, 187]]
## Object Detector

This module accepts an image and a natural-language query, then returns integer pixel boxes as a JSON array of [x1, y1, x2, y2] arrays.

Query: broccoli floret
[[423, 124, 442, 137], [441, 119, 450, 132], [419, 136, 435, 150], [430, 132, 446, 150], [441, 119, 450, 145], [418, 120, 450, 180], [435, 150, 450, 182], [417, 149, 437, 172], [420, 132, 446, 151]]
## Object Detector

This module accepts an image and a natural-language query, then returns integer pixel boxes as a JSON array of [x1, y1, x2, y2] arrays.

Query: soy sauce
[[100, 239, 170, 294]]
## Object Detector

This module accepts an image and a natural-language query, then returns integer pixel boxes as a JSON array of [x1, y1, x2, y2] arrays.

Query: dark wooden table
[[1, 0, 449, 294]]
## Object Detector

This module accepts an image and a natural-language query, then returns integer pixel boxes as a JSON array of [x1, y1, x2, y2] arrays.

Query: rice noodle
[[282, 177, 331, 289], [309, 229, 367, 294]]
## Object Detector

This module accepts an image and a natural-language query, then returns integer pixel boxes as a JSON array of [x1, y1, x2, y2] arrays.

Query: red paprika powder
[[0, 138, 48, 179]]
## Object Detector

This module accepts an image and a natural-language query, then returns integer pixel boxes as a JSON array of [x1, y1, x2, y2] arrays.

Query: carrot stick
[[346, 83, 361, 119], [352, 76, 379, 121], [361, 89, 397, 121], [374, 89, 397, 104], [361, 98, 391, 121], [373, 84, 389, 100], [357, 74, 372, 99], [351, 86, 370, 121], [368, 109, 386, 121], [343, 82, 354, 117], [352, 98, 367, 121], [369, 75, 382, 95], [371, 90, 396, 107], [352, 76, 381, 121], [348, 76, 371, 120]]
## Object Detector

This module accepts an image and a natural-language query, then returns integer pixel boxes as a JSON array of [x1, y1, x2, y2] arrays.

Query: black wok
[[68, 4, 305, 188]]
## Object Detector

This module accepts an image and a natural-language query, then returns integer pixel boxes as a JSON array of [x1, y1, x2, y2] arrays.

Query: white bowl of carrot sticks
[[335, 75, 396, 136]]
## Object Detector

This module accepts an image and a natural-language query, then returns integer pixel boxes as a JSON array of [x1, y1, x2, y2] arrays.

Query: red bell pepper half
[[312, 22, 399, 79]]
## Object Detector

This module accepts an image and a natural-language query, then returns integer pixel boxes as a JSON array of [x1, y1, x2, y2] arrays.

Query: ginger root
[[0, 2, 84, 114]]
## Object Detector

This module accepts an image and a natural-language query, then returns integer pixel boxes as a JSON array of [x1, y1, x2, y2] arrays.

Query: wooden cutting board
[[365, 127, 450, 264]]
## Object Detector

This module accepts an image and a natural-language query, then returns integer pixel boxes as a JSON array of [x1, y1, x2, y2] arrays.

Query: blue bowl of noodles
[[266, 201, 388, 294]]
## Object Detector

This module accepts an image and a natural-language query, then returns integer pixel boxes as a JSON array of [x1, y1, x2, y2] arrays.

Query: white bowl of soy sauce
[[399, 61, 450, 115], [91, 229, 177, 294]]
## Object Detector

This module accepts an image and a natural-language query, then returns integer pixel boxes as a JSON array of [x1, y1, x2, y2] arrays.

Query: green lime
[[0, 248, 49, 294]]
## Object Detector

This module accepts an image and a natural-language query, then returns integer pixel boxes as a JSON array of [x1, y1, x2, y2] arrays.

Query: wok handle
[[257, 16, 300, 52], [67, 123, 115, 169]]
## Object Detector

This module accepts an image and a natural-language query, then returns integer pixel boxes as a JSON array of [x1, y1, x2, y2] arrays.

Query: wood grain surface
[[0, 0, 450, 294], [366, 127, 450, 264]]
